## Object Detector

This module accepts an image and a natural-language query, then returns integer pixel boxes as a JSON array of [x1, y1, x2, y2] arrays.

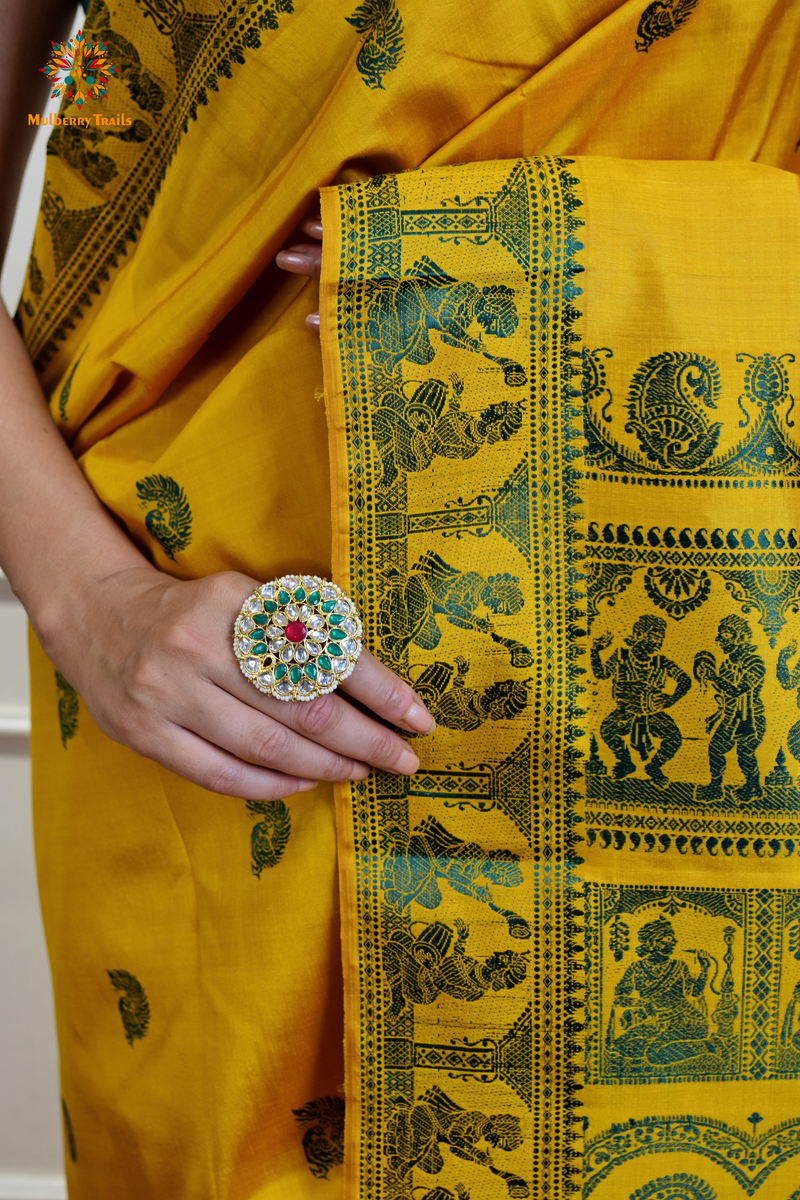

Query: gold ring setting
[[233, 575, 362, 701]]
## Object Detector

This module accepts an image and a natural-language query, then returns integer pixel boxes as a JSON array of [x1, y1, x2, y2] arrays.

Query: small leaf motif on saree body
[[57, 352, 84, 421], [107, 969, 150, 1045], [346, 0, 404, 90], [55, 670, 79, 747], [246, 799, 291, 875], [292, 1095, 345, 1179], [135, 473, 192, 559], [635, 0, 700, 53]]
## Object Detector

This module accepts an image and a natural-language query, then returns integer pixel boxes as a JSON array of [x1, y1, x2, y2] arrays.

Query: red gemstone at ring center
[[285, 620, 307, 643]]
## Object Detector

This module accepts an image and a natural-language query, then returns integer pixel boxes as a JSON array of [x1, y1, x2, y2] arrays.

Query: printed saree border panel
[[321, 156, 586, 1199]]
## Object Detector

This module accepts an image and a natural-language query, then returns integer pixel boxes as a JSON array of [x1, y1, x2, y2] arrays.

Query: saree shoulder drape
[[18, 0, 800, 1197]]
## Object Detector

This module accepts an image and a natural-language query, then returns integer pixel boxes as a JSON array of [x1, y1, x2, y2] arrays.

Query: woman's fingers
[[301, 216, 323, 240], [277, 218, 323, 329], [182, 680, 373, 783], [275, 242, 322, 277], [154, 722, 321, 801], [341, 647, 437, 734]]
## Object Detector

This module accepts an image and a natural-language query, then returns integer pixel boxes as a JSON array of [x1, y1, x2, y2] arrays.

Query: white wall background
[[0, 11, 83, 1196]]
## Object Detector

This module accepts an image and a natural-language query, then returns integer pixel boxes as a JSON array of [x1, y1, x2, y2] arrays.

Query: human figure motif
[[383, 917, 528, 1013], [776, 638, 800, 766], [365, 256, 527, 386], [694, 615, 766, 803], [412, 656, 530, 732], [780, 977, 800, 1053], [608, 917, 724, 1071], [386, 1085, 529, 1198], [378, 551, 530, 666], [372, 374, 523, 487], [381, 816, 530, 939], [591, 614, 691, 786]]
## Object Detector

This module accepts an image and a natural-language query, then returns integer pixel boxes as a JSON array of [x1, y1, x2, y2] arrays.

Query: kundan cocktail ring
[[233, 575, 363, 700]]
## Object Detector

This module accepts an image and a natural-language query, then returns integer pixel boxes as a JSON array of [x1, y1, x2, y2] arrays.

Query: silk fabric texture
[[19, 1, 800, 1197]]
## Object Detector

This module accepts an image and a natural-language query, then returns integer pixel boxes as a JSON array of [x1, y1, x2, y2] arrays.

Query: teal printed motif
[[373, 374, 524, 489], [378, 551, 530, 666], [586, 1113, 800, 1195], [55, 671, 79, 747], [381, 815, 530, 939], [630, 1176, 715, 1200], [246, 799, 291, 875], [57, 352, 84, 421], [61, 1097, 77, 1162], [585, 350, 799, 479], [292, 1096, 345, 1179], [635, 0, 700, 53], [411, 656, 531, 732], [107, 969, 150, 1045], [334, 157, 585, 1198], [383, 916, 528, 1012], [584, 883, 800, 1086], [346, 0, 404, 90], [135, 474, 192, 559], [385, 1086, 527, 1197], [365, 257, 526, 386]]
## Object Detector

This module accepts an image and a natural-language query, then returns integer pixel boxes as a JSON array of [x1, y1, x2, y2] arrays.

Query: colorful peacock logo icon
[[41, 29, 117, 109]]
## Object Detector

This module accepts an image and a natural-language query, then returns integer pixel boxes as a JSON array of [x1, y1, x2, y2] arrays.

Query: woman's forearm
[[0, 305, 151, 644]]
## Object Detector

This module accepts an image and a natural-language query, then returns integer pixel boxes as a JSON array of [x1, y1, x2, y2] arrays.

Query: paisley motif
[[624, 350, 722, 470]]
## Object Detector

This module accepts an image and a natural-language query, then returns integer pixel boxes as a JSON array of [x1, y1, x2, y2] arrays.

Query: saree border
[[325, 154, 586, 1198]]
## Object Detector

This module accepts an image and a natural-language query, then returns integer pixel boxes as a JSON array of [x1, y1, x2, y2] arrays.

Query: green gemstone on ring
[[275, 663, 287, 680], [327, 644, 343, 657], [308, 591, 321, 605], [250, 642, 268, 655], [318, 655, 332, 671], [294, 587, 306, 601], [321, 600, 335, 613], [305, 662, 317, 680], [290, 666, 302, 684], [263, 600, 278, 613], [252, 613, 269, 626], [329, 614, 343, 626], [278, 590, 291, 605], [329, 628, 345, 640]]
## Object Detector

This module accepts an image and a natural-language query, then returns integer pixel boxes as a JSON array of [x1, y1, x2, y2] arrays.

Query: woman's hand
[[277, 216, 322, 330], [41, 563, 435, 802]]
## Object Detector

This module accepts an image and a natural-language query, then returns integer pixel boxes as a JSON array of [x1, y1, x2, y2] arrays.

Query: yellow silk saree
[[18, 1, 800, 1197]]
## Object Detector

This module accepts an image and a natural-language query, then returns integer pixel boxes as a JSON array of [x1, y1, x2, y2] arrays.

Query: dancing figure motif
[[592, 614, 691, 787], [694, 615, 766, 803]]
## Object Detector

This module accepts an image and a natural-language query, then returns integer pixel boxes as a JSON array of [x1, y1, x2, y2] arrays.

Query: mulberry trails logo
[[33, 28, 130, 127]]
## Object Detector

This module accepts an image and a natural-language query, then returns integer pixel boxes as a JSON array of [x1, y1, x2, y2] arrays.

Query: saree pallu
[[19, 1, 800, 1198]]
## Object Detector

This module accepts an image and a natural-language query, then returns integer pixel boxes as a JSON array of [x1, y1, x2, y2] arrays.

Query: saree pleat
[[18, 1, 800, 1196]]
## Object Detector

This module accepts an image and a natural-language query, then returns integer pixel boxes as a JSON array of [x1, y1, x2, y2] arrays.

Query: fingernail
[[349, 762, 371, 781], [305, 311, 320, 331], [302, 217, 323, 239], [398, 699, 436, 735], [276, 248, 315, 272], [395, 746, 420, 776], [298, 779, 318, 792]]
